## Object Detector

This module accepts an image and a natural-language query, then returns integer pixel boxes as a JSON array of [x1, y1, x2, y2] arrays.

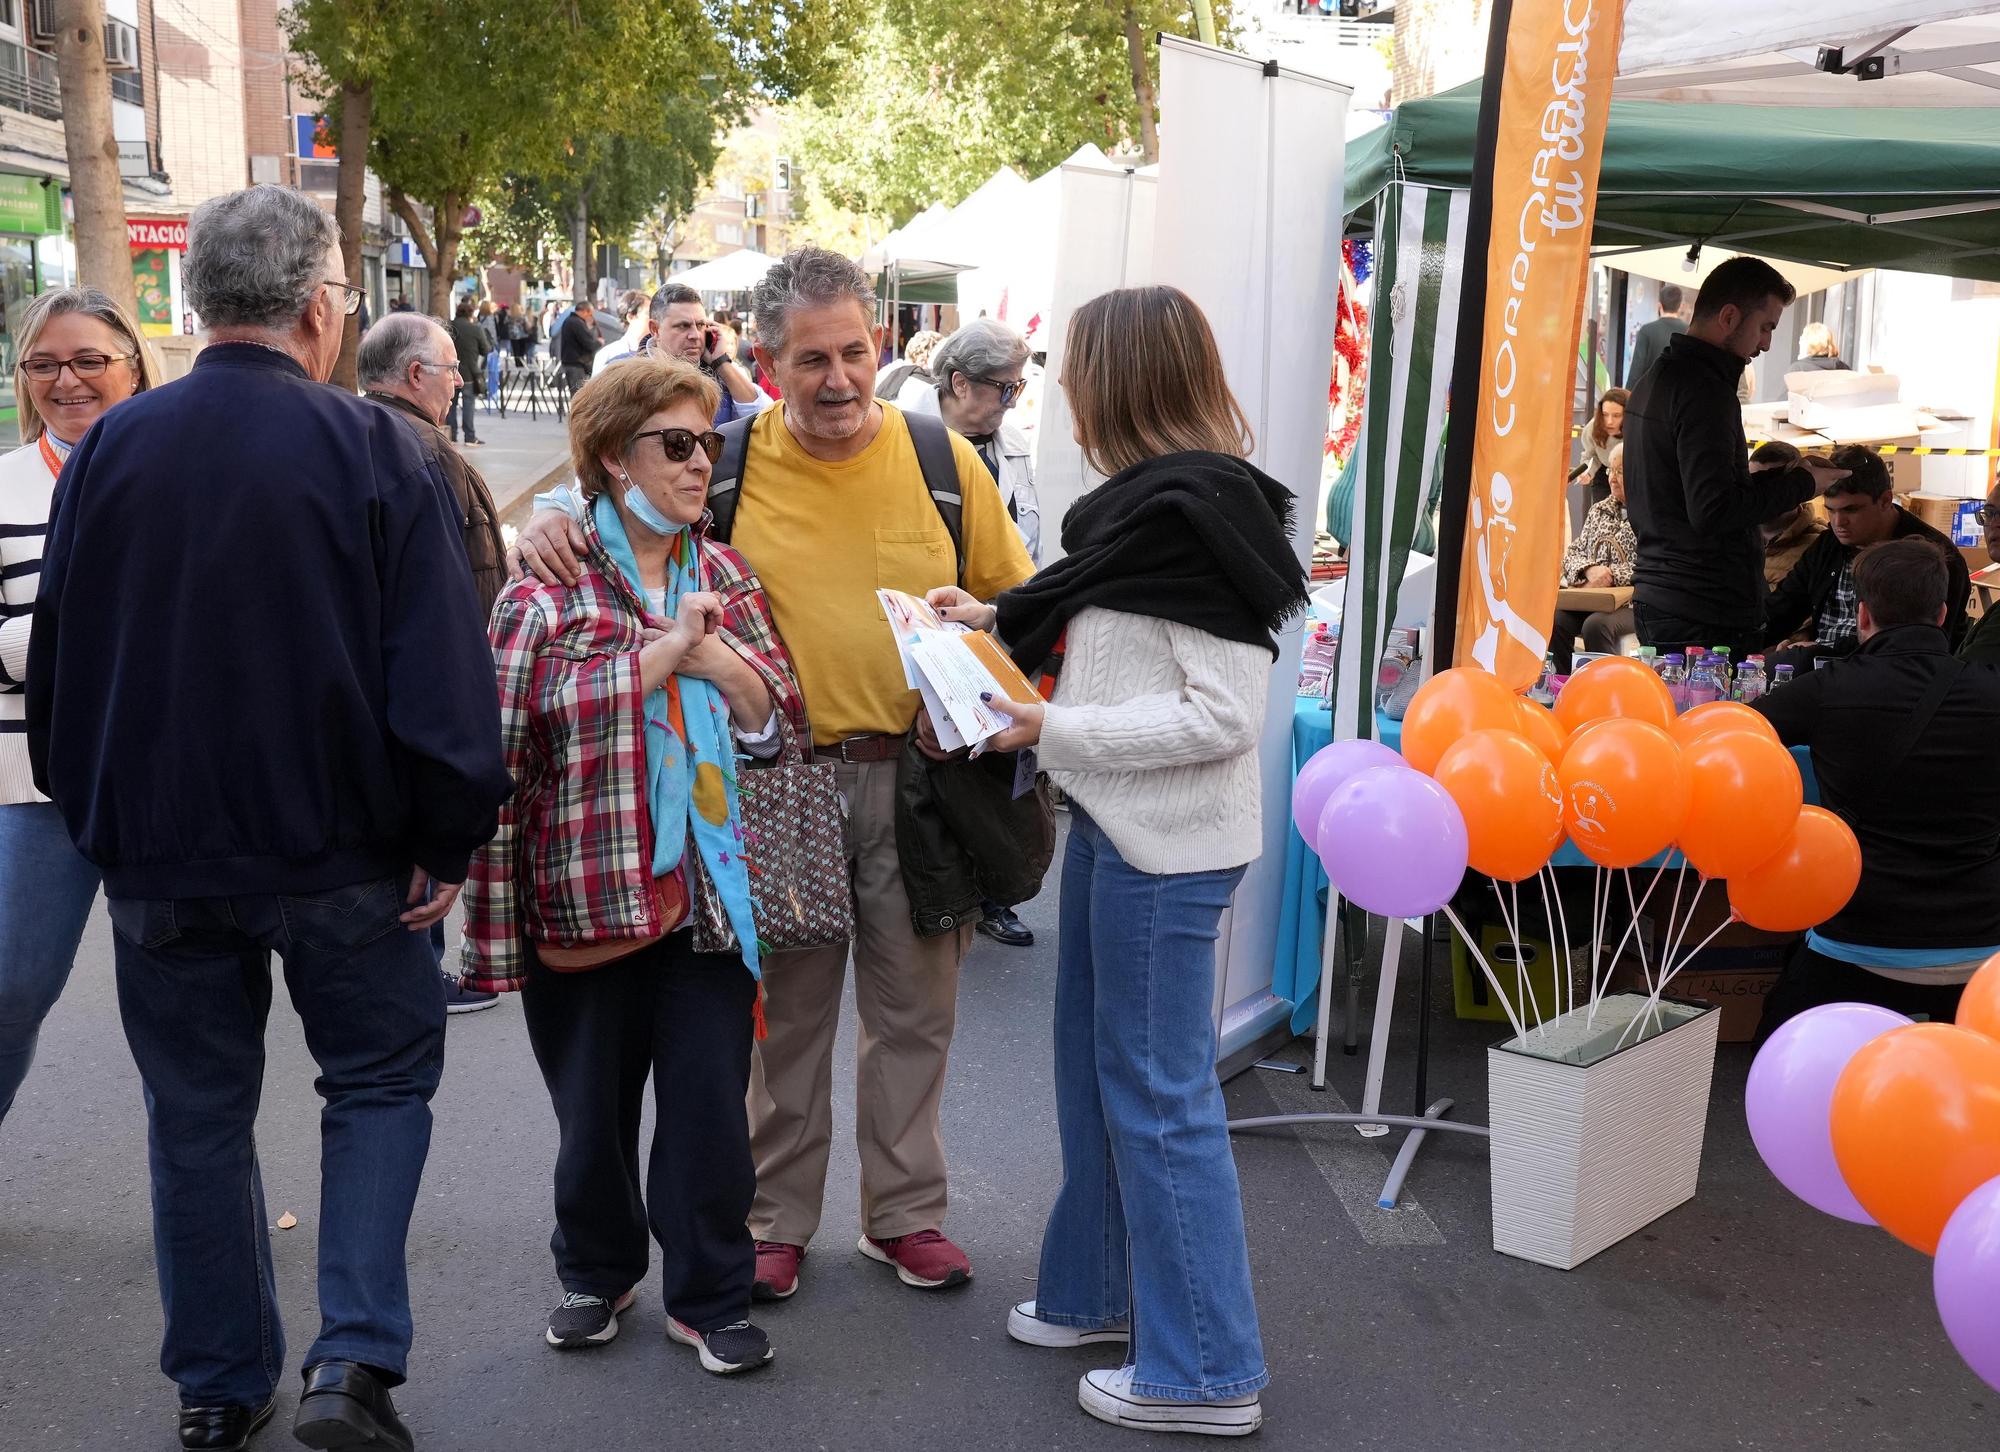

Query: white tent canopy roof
[[1618, 2, 2000, 106], [671, 248, 777, 292], [1592, 245, 1860, 298]]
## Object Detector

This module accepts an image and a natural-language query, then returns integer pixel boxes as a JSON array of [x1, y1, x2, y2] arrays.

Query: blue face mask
[[620, 476, 684, 538]]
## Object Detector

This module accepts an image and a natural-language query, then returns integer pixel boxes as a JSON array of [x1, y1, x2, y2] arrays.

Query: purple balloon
[[1936, 1176, 2000, 1392], [1746, 1002, 1913, 1223], [1315, 764, 1469, 919], [1292, 738, 1405, 843]]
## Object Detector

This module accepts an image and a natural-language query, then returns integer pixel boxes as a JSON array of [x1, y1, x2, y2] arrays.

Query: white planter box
[[1487, 992, 1720, 1270]]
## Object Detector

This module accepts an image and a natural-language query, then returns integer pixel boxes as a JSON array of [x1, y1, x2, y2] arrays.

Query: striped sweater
[[0, 435, 62, 803]]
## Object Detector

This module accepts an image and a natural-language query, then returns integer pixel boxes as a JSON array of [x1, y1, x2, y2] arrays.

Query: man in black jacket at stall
[[1624, 257, 1846, 658], [26, 185, 512, 1452], [1751, 537, 2000, 1043], [1762, 444, 1971, 670], [557, 298, 603, 395]]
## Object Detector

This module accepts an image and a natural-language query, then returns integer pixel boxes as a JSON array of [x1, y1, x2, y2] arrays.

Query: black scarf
[[998, 450, 1309, 672]]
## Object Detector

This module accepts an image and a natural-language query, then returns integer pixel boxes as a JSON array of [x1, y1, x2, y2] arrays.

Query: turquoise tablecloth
[[1270, 696, 1818, 1036]]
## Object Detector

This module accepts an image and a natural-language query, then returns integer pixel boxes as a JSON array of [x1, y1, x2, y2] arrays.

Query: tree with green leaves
[[783, 0, 1230, 227]]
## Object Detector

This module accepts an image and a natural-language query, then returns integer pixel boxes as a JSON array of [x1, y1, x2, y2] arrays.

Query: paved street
[[449, 388, 574, 524], [2, 848, 1990, 1452]]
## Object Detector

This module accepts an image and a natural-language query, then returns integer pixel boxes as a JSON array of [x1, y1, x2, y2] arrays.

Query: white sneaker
[[1007, 1300, 1131, 1348], [1078, 1367, 1263, 1437]]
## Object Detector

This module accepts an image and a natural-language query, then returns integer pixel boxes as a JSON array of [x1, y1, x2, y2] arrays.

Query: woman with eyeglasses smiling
[[0, 285, 158, 1128], [459, 355, 807, 1375]]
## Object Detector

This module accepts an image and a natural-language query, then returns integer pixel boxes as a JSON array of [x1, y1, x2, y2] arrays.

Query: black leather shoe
[[178, 1398, 275, 1451], [293, 1362, 413, 1452], [976, 905, 1034, 948]]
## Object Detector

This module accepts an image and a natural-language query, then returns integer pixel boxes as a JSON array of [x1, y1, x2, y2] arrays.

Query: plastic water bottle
[[1636, 646, 1658, 668], [1687, 655, 1722, 708], [1736, 655, 1768, 705], [1659, 653, 1689, 712], [1711, 646, 1734, 695], [1530, 653, 1557, 707], [1774, 663, 1796, 690]]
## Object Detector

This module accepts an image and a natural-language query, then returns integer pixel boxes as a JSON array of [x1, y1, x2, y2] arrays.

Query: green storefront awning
[[0, 171, 63, 235], [1347, 87, 2000, 283]]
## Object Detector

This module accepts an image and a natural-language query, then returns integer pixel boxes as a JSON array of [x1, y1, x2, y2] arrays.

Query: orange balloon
[[1556, 718, 1688, 869], [1830, 1022, 2000, 1254], [1726, 805, 1861, 933], [1957, 952, 2000, 1045], [1552, 656, 1675, 735], [1400, 666, 1517, 775], [1676, 729, 1804, 879], [1514, 698, 1568, 765], [1671, 701, 1781, 750], [1433, 729, 1566, 882]]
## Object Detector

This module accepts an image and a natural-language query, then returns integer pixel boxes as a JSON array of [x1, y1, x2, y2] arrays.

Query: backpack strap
[[705, 415, 759, 544], [902, 409, 965, 583]]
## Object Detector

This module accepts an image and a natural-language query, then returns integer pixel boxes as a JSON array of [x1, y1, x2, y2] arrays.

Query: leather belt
[[826, 732, 905, 763]]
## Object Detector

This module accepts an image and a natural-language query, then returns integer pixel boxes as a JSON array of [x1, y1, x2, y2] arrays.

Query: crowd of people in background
[[4, 185, 1300, 1451]]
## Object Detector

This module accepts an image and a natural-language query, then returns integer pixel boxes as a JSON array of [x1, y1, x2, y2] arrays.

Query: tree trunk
[[1121, 1, 1161, 165], [331, 81, 372, 393], [54, 0, 137, 314], [428, 191, 462, 319], [569, 183, 593, 303], [388, 188, 453, 317]]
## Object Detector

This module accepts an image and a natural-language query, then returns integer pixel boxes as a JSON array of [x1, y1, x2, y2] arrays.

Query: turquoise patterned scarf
[[592, 492, 762, 978]]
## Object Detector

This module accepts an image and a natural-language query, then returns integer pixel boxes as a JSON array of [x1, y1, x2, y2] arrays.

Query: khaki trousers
[[748, 756, 971, 1245]]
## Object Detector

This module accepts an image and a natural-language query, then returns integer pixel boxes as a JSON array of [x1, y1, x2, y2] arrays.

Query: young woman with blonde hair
[[0, 286, 158, 1125], [932, 284, 1307, 1435]]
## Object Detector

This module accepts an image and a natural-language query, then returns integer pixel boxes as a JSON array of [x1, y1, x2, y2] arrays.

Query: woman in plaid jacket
[[460, 358, 805, 1375], [1551, 442, 1639, 671]]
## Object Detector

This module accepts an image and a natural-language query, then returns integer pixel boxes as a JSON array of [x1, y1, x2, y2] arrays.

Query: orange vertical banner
[[1455, 0, 1626, 690]]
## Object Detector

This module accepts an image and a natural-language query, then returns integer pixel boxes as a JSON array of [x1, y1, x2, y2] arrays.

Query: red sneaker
[[858, 1229, 972, 1289], [752, 1241, 803, 1301]]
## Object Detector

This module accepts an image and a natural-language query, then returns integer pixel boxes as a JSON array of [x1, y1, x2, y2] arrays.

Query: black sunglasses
[[632, 427, 725, 464], [970, 374, 1027, 408]]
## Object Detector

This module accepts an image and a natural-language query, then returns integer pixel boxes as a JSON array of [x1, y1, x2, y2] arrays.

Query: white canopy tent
[[670, 248, 777, 294], [1618, 2, 2000, 105]]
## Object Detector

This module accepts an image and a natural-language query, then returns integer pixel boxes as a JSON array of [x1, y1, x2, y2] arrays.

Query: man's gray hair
[[749, 246, 877, 356], [183, 184, 341, 329], [357, 312, 450, 389], [929, 319, 1029, 390]]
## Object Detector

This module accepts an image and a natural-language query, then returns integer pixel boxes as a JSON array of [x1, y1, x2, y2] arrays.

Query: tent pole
[[1192, 0, 1217, 47], [1429, 0, 1515, 671]]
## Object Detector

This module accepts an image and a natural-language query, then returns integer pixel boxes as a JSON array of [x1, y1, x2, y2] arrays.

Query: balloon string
[[1585, 866, 1607, 1027], [1661, 874, 1709, 985], [1591, 862, 1667, 1028], [1493, 885, 1525, 1032], [1441, 903, 1529, 1043], [1616, 911, 1738, 1050], [1540, 866, 1574, 1024]]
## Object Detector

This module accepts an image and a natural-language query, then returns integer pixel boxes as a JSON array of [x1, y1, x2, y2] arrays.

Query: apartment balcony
[[0, 37, 60, 121]]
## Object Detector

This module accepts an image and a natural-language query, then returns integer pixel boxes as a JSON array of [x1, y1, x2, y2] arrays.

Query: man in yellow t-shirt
[[512, 248, 1033, 1301]]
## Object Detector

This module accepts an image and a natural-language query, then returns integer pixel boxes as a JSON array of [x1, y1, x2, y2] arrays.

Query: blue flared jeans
[[1033, 805, 1269, 1402]]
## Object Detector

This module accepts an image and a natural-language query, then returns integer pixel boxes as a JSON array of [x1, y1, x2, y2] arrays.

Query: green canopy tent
[[1348, 88, 2000, 282]]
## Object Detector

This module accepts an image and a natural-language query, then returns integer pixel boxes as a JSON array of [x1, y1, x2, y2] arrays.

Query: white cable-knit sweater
[[1034, 606, 1271, 875]]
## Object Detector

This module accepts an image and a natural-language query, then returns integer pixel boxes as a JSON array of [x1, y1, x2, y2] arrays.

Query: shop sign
[[131, 248, 173, 333], [0, 171, 63, 235], [295, 115, 336, 159], [127, 218, 188, 250], [1454, 0, 1626, 690]]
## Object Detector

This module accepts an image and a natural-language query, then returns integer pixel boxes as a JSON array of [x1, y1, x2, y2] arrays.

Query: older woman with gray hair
[[26, 184, 511, 1452], [920, 319, 1040, 565], [0, 285, 158, 1135]]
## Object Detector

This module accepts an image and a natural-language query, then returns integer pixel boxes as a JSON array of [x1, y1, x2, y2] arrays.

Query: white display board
[[1150, 38, 1352, 1064]]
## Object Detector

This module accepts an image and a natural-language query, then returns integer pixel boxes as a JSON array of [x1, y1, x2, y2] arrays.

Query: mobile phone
[[704, 325, 720, 357]]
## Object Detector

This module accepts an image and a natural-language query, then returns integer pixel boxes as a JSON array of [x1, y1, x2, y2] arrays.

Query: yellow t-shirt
[[730, 404, 1036, 745]]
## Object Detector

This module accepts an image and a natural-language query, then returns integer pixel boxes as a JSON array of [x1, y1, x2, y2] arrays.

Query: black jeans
[[107, 875, 444, 1407], [1632, 600, 1763, 662], [1550, 605, 1637, 673], [521, 933, 757, 1331], [1753, 941, 1966, 1050]]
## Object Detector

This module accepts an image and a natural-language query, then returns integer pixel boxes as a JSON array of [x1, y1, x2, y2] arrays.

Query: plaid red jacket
[[458, 509, 805, 992]]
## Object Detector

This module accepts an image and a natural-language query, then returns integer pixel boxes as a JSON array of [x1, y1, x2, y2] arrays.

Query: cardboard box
[[1555, 585, 1634, 613], [1906, 492, 1982, 542], [1615, 875, 1799, 1043]]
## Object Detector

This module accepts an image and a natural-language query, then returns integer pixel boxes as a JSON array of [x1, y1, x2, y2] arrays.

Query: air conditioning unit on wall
[[105, 19, 141, 71]]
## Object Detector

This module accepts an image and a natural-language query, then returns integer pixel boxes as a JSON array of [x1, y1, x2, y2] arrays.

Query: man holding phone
[[649, 283, 771, 426]]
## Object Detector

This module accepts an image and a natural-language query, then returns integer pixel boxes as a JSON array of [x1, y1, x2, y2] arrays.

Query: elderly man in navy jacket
[[26, 185, 511, 1452]]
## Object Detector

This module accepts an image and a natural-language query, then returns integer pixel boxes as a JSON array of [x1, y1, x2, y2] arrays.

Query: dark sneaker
[[293, 1360, 413, 1452], [1006, 1299, 1130, 1348], [975, 904, 1034, 947], [859, 1228, 972, 1289], [545, 1288, 637, 1349], [177, 1397, 274, 1451], [752, 1240, 803, 1301], [1078, 1367, 1262, 1437], [667, 1318, 774, 1375], [443, 973, 500, 1015]]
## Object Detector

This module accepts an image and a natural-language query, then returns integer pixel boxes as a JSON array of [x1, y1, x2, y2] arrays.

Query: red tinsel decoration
[[1326, 247, 1369, 461]]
